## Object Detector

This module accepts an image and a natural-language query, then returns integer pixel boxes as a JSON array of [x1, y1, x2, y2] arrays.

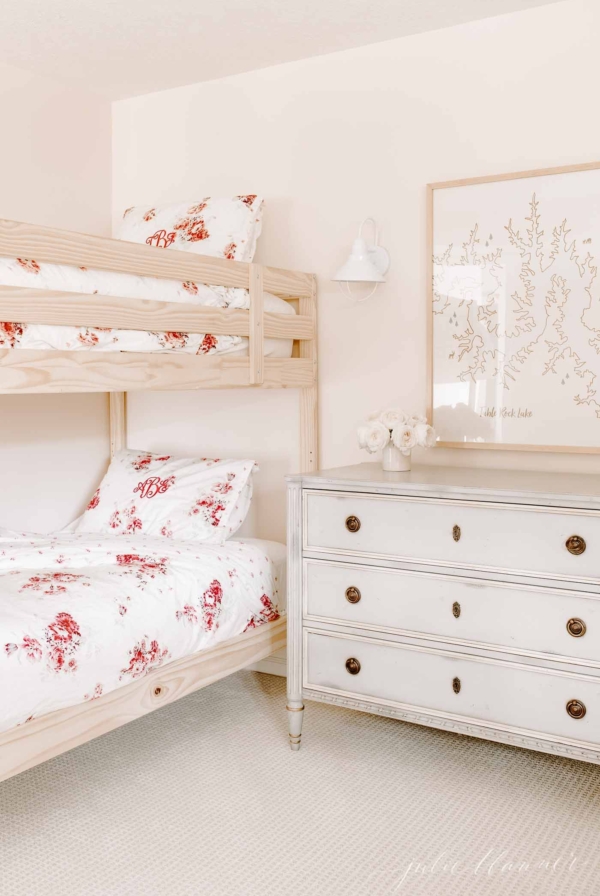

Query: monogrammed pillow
[[76, 450, 257, 544], [117, 195, 264, 262]]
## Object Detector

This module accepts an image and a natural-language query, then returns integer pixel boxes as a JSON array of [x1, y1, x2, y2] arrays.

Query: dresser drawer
[[304, 491, 600, 583], [304, 630, 600, 744], [305, 561, 600, 664]]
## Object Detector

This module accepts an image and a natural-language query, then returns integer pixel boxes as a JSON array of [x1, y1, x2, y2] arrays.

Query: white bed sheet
[[234, 537, 287, 611]]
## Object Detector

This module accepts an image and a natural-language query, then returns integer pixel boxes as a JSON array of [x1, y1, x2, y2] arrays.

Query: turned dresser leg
[[287, 702, 304, 751]]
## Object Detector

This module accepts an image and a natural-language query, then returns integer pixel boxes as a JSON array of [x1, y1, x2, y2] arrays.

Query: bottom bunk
[[0, 531, 287, 782]]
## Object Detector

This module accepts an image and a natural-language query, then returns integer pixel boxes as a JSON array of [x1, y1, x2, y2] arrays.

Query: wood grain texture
[[249, 264, 264, 385], [0, 617, 286, 783], [426, 183, 434, 425], [435, 440, 600, 454], [109, 392, 126, 456], [262, 265, 314, 299], [428, 159, 600, 191], [0, 218, 313, 297], [0, 287, 315, 340], [0, 350, 314, 393], [286, 481, 305, 749], [299, 275, 318, 472]]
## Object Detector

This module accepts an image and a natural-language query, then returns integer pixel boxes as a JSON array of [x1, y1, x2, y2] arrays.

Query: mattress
[[0, 256, 294, 358], [0, 531, 285, 733]]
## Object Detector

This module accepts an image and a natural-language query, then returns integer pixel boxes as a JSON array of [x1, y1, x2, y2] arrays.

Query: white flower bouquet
[[358, 409, 437, 471]]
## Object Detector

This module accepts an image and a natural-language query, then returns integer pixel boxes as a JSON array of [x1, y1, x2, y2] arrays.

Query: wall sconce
[[332, 217, 390, 301]]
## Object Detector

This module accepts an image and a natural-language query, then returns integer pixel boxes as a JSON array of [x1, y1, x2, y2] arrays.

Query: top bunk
[[0, 218, 317, 394]]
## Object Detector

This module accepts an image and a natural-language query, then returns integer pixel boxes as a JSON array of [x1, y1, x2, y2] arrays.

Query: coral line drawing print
[[430, 163, 600, 451]]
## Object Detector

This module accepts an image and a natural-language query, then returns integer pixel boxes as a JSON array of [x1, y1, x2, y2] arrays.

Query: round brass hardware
[[345, 586, 362, 604], [566, 699, 586, 720], [345, 515, 361, 533], [566, 535, 586, 556], [452, 525, 461, 542], [345, 657, 361, 675], [567, 618, 587, 638], [452, 677, 461, 694], [154, 686, 163, 697], [452, 602, 461, 619]]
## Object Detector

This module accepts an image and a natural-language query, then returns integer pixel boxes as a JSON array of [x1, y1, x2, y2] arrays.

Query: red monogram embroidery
[[146, 229, 176, 248], [133, 475, 175, 499]]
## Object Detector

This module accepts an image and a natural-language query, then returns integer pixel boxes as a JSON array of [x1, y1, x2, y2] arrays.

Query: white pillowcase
[[117, 195, 264, 262], [76, 450, 256, 544]]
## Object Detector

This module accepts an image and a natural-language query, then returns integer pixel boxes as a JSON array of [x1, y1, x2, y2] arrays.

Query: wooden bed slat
[[0, 288, 315, 340], [0, 350, 315, 393], [0, 218, 314, 297], [0, 617, 286, 783], [299, 275, 319, 471]]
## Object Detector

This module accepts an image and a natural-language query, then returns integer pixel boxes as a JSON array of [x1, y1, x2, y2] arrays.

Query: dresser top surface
[[288, 463, 600, 508]]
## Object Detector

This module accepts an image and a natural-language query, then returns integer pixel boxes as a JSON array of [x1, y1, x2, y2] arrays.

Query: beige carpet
[[1, 672, 599, 896]]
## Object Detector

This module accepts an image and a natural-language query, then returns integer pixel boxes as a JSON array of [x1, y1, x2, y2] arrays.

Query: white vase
[[382, 444, 411, 472]]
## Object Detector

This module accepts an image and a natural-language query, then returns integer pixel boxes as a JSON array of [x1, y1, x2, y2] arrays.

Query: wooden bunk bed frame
[[0, 217, 317, 782]]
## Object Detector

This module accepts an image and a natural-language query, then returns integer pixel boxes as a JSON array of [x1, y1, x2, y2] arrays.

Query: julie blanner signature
[[391, 849, 589, 889]]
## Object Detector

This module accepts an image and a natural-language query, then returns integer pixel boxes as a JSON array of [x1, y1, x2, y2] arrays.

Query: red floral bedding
[[0, 256, 294, 356], [0, 531, 281, 733]]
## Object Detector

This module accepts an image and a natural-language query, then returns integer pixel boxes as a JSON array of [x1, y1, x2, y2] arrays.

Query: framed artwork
[[427, 161, 600, 453]]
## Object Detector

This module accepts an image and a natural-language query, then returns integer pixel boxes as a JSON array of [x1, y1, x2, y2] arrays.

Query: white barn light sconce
[[332, 218, 390, 301]]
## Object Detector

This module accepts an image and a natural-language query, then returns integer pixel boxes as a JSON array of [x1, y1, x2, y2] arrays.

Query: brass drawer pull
[[345, 586, 361, 604], [452, 677, 461, 694], [452, 601, 461, 618], [345, 515, 361, 533], [345, 657, 361, 675], [566, 535, 586, 555], [452, 525, 461, 542], [567, 618, 586, 638], [566, 699, 586, 720]]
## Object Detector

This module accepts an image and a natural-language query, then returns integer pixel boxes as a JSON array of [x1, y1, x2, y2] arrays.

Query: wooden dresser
[[286, 464, 600, 763]]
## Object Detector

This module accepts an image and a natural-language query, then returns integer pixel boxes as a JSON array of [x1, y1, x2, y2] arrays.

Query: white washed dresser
[[286, 464, 600, 763]]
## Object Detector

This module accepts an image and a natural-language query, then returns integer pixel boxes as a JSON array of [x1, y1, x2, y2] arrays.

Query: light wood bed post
[[299, 275, 318, 471], [109, 392, 127, 457], [249, 263, 264, 385]]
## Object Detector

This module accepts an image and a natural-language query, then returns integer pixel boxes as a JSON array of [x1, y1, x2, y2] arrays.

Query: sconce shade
[[332, 237, 386, 283]]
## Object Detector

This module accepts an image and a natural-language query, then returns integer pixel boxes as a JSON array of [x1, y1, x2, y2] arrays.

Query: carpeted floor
[[1, 672, 599, 896]]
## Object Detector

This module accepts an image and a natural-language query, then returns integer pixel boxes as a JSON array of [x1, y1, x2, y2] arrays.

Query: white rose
[[414, 422, 437, 448], [378, 409, 406, 431], [411, 414, 428, 425], [392, 423, 417, 455], [358, 420, 390, 454]]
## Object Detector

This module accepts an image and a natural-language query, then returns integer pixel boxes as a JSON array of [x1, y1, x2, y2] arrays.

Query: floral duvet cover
[[0, 531, 281, 733], [0, 256, 293, 356]]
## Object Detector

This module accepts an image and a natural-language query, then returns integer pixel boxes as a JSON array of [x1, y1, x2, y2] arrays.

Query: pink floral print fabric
[[75, 450, 256, 544], [0, 254, 295, 357], [0, 531, 281, 733], [118, 195, 264, 262]]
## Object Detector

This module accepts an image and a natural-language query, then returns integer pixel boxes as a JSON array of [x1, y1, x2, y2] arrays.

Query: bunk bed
[[0, 217, 317, 782]]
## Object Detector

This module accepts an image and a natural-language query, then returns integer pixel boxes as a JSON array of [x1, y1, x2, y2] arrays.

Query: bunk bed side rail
[[0, 218, 313, 298], [0, 217, 319, 471]]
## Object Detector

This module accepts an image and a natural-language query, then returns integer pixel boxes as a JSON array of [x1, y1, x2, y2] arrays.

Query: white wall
[[0, 62, 112, 532], [112, 0, 600, 541]]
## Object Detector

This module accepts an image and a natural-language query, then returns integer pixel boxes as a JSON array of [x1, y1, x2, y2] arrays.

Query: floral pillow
[[76, 450, 257, 544], [117, 195, 264, 262]]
